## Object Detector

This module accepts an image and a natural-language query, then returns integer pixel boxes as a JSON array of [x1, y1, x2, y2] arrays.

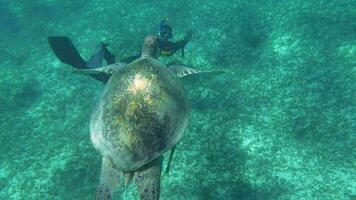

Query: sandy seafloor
[[0, 0, 355, 199]]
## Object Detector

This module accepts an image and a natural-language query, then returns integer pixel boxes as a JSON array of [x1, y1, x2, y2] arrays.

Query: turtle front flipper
[[168, 65, 225, 78], [96, 157, 121, 200], [73, 63, 127, 76], [135, 157, 163, 200], [72, 63, 127, 83]]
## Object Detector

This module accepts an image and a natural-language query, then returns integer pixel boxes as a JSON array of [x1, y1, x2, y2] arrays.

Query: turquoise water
[[0, 1, 355, 199]]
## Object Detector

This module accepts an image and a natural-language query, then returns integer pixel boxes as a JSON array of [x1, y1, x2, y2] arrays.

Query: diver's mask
[[159, 20, 172, 41]]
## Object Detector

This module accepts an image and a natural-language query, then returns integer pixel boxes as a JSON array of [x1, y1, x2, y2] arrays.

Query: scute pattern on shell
[[90, 57, 189, 172]]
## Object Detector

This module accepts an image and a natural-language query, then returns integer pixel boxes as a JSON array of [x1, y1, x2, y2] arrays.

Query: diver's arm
[[171, 30, 192, 54]]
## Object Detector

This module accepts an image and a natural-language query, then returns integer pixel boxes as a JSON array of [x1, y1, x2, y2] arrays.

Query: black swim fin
[[48, 36, 110, 83], [48, 36, 87, 69]]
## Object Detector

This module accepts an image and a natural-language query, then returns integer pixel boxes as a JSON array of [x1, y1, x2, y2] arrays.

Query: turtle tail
[[134, 157, 163, 200]]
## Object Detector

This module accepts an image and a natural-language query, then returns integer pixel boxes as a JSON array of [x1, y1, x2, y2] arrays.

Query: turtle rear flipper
[[135, 157, 163, 200], [96, 157, 121, 200]]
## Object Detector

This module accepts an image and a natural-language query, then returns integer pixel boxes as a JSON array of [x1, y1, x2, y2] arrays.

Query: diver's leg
[[85, 43, 115, 83], [102, 44, 116, 64], [134, 157, 163, 200], [121, 54, 141, 63], [171, 30, 193, 57], [96, 157, 121, 200], [87, 43, 106, 69], [88, 43, 118, 68]]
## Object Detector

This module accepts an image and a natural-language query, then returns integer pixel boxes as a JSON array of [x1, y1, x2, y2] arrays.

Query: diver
[[48, 19, 192, 81], [158, 19, 192, 57], [120, 19, 192, 63]]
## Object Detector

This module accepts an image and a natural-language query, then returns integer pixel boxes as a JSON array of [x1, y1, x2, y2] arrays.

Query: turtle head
[[141, 35, 159, 59]]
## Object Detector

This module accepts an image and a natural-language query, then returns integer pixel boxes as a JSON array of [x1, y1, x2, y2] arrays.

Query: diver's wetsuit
[[158, 35, 191, 57], [120, 30, 192, 63], [121, 19, 192, 62], [157, 19, 192, 57]]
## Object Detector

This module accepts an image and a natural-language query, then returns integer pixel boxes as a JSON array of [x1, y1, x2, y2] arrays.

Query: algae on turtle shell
[[90, 36, 190, 200]]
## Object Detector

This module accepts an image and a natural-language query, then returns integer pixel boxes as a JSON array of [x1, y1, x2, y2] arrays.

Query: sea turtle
[[74, 36, 224, 200]]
